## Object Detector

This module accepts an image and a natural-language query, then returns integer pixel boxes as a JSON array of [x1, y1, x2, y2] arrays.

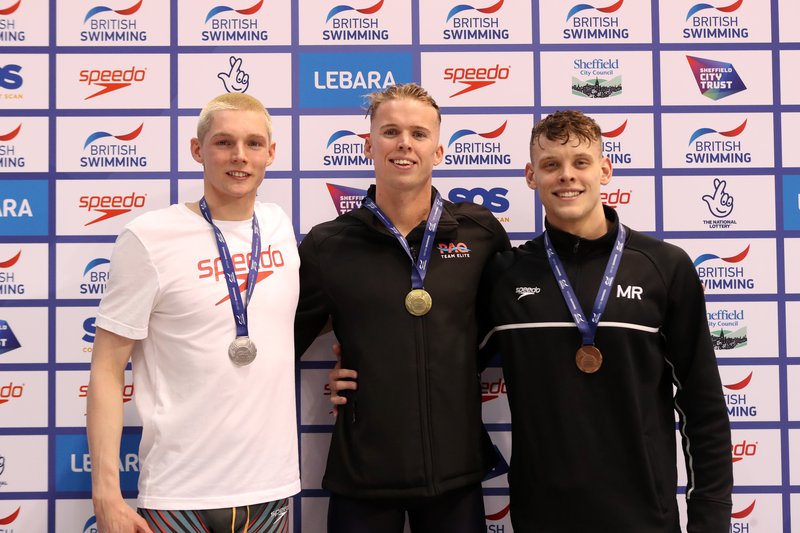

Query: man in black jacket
[[294, 83, 510, 532], [479, 110, 733, 532]]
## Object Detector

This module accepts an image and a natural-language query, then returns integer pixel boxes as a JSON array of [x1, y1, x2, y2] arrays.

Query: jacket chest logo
[[437, 242, 471, 259]]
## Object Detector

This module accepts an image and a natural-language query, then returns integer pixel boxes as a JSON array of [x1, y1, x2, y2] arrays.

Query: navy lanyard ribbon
[[199, 197, 261, 338], [362, 192, 443, 290], [543, 225, 626, 346]]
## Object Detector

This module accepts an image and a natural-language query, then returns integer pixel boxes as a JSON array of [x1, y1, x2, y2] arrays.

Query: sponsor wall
[[0, 0, 797, 530]]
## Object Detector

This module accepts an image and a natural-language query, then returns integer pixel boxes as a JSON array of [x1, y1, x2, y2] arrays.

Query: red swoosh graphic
[[0, 507, 20, 525], [602, 120, 628, 138], [481, 121, 507, 139], [477, 0, 503, 14], [85, 209, 131, 226], [485, 504, 510, 520], [720, 119, 747, 137], [724, 371, 752, 391], [0, 250, 22, 268], [597, 0, 624, 13], [0, 124, 21, 141], [216, 270, 275, 305], [358, 0, 384, 15], [0, 0, 21, 15], [451, 80, 494, 97], [238, 0, 263, 15], [724, 245, 750, 263], [116, 0, 143, 15], [731, 499, 756, 519], [85, 82, 131, 100], [718, 0, 743, 13], [115, 123, 144, 141]]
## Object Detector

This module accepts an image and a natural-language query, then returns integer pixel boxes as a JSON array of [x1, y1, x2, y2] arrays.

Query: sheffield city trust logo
[[84, 0, 142, 23], [327, 183, 367, 215], [326, 0, 383, 22], [0, 320, 21, 355], [686, 56, 746, 101]]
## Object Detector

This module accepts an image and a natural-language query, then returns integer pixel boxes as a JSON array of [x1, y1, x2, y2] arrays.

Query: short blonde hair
[[196, 93, 272, 142], [365, 83, 441, 124]]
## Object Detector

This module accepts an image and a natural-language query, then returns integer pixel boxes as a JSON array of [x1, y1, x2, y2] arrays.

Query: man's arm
[[294, 232, 335, 358], [86, 327, 151, 533]]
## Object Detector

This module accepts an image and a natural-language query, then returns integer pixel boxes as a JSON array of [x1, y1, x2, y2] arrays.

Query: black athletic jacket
[[295, 186, 510, 498], [480, 206, 733, 532]]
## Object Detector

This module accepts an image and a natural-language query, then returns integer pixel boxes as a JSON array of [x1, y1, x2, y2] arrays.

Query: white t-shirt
[[96, 202, 300, 510]]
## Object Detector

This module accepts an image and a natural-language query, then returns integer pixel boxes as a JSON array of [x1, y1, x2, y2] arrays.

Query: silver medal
[[228, 336, 257, 366]]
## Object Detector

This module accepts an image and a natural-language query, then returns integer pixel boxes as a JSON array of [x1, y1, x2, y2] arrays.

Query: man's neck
[[374, 185, 433, 236], [550, 212, 611, 241]]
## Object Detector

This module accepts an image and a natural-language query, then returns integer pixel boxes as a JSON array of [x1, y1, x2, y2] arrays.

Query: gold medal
[[576, 345, 602, 373], [405, 289, 432, 316]]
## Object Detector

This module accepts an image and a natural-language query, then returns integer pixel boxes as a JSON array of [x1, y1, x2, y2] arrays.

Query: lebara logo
[[783, 175, 800, 230], [325, 130, 370, 167], [444, 0, 509, 40], [601, 120, 632, 165], [572, 59, 621, 98], [326, 183, 367, 215], [687, 119, 750, 165], [0, 320, 21, 355], [0, 180, 48, 236], [693, 245, 754, 291], [684, 0, 747, 39], [82, 0, 147, 43], [686, 56, 746, 101], [82, 123, 146, 169], [79, 65, 147, 100], [218, 56, 249, 93], [443, 64, 510, 98], [299, 52, 412, 108], [0, 63, 23, 90], [445, 121, 511, 166], [197, 246, 287, 306], [81, 258, 110, 296], [0, 124, 25, 169], [203, 0, 268, 42]]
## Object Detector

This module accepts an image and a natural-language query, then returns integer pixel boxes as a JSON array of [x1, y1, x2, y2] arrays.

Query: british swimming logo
[[601, 119, 632, 165], [82, 123, 146, 169], [0, 123, 24, 169], [324, 130, 370, 167], [563, 0, 629, 40], [693, 245, 753, 291], [203, 0, 268, 42], [686, 56, 746, 100], [687, 119, 749, 164], [445, 121, 510, 166], [443, 0, 509, 41], [684, 0, 748, 39], [323, 0, 388, 41], [82, 0, 147, 43]]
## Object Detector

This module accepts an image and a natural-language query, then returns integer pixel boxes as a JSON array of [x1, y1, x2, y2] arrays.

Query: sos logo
[[448, 187, 509, 213], [0, 64, 23, 90]]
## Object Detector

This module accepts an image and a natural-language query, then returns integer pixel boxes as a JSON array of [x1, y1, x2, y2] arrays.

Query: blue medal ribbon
[[543, 225, 626, 346], [362, 192, 443, 291], [198, 197, 261, 338]]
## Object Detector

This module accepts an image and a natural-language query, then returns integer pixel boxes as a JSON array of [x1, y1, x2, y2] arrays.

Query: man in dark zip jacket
[[294, 83, 510, 532], [479, 110, 733, 532]]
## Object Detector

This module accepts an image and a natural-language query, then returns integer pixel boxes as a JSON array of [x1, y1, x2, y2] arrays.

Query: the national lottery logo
[[707, 308, 747, 350], [326, 183, 367, 215], [701, 178, 736, 228], [601, 120, 632, 165], [82, 123, 146, 169], [0, 320, 21, 355], [82, 0, 147, 43], [78, 191, 148, 226], [693, 245, 753, 291], [572, 58, 622, 98], [323, 0, 388, 41], [563, 0, 628, 39], [443, 0, 508, 41], [202, 0, 268, 42], [0, 123, 24, 168], [196, 246, 287, 305], [684, 0, 748, 39], [724, 371, 755, 417], [686, 56, 746, 101], [445, 121, 510, 166], [0, 507, 20, 525], [443, 64, 510, 98], [0, 0, 25, 42], [324, 130, 370, 167], [218, 56, 249, 94], [81, 257, 110, 296], [686, 118, 750, 165], [79, 65, 147, 100]]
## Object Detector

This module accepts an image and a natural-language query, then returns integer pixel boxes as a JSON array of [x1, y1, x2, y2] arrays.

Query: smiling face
[[364, 97, 444, 196], [526, 134, 612, 239], [190, 109, 275, 214]]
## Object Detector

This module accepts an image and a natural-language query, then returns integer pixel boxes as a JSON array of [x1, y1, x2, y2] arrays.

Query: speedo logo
[[78, 192, 147, 226], [515, 286, 540, 299], [443, 64, 510, 97], [197, 247, 285, 305], [79, 66, 147, 99]]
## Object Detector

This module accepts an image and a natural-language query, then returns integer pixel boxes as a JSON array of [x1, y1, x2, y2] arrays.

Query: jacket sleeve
[[294, 231, 333, 359], [663, 248, 733, 532]]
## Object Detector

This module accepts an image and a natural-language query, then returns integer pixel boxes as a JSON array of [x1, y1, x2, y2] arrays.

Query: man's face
[[364, 98, 444, 194], [191, 109, 275, 207], [525, 134, 612, 238]]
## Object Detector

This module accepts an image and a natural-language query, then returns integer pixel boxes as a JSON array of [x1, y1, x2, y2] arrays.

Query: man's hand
[[328, 342, 357, 418], [94, 497, 152, 533]]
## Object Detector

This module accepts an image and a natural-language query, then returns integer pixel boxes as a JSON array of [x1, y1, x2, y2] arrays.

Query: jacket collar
[[544, 205, 621, 256]]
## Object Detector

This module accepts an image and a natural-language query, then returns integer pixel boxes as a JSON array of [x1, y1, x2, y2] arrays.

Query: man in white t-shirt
[[86, 93, 300, 533]]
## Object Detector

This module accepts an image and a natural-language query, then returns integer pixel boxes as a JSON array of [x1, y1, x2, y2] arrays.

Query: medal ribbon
[[199, 197, 261, 338], [543, 225, 626, 346], [362, 192, 443, 290]]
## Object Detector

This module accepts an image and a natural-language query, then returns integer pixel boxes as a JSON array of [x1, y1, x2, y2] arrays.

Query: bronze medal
[[405, 289, 432, 316], [575, 345, 602, 373]]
